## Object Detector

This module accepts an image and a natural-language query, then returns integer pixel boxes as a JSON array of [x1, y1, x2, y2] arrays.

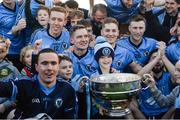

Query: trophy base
[[104, 108, 131, 117]]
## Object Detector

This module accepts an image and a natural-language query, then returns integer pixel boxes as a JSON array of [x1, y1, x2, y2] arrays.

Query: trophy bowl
[[90, 73, 142, 117]]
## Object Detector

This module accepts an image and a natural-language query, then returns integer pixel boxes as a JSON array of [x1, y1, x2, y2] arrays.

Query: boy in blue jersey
[[131, 47, 176, 119], [141, 60, 180, 119], [166, 20, 180, 64], [64, 24, 98, 119], [144, 0, 179, 44], [105, 0, 142, 24], [117, 15, 158, 66], [0, 48, 77, 119], [101, 17, 142, 73], [0, 0, 26, 71], [30, 6, 70, 54]]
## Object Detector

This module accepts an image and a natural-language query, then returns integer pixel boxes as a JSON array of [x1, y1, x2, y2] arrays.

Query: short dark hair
[[59, 54, 72, 64], [174, 0, 180, 4], [36, 48, 59, 64], [69, 9, 84, 19], [70, 24, 86, 36], [65, 0, 78, 9], [129, 15, 146, 25], [78, 19, 92, 28], [91, 4, 107, 16]]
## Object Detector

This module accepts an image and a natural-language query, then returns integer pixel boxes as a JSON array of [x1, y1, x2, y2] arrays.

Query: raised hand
[[34, 39, 42, 54], [16, 18, 26, 31]]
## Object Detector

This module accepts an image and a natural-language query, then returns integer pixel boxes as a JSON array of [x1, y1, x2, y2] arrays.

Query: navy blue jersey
[[117, 37, 157, 66], [166, 40, 180, 65], [105, 0, 142, 23], [0, 2, 25, 54], [139, 72, 173, 116], [0, 78, 77, 119], [64, 49, 98, 78], [112, 45, 134, 72], [30, 28, 70, 54]]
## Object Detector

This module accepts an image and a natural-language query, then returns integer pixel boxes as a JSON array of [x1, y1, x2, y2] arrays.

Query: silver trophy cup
[[91, 73, 141, 117]]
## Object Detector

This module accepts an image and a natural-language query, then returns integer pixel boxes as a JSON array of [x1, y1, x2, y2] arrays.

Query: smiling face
[[165, 0, 179, 15], [98, 56, 112, 70], [37, 9, 49, 28], [35, 52, 59, 87], [129, 20, 146, 43], [59, 60, 73, 80], [71, 28, 89, 51], [101, 23, 119, 45], [49, 11, 66, 37]]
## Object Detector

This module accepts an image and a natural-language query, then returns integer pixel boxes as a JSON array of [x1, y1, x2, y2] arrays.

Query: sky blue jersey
[[0, 2, 25, 54], [105, 0, 142, 23], [64, 49, 98, 78], [30, 28, 70, 54], [166, 40, 180, 65], [117, 37, 157, 66], [112, 45, 134, 72], [139, 72, 173, 116]]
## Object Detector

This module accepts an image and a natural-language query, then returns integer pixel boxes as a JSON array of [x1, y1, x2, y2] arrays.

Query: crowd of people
[[0, 0, 179, 119]]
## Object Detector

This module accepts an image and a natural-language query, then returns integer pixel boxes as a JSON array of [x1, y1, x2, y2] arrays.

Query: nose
[[47, 64, 53, 70]]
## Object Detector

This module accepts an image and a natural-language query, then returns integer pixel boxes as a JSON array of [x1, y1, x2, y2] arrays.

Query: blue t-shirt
[[64, 49, 98, 78], [105, 0, 142, 23], [117, 37, 157, 66], [139, 72, 173, 116], [112, 45, 134, 72], [0, 2, 25, 54], [166, 40, 180, 65], [30, 28, 70, 54]]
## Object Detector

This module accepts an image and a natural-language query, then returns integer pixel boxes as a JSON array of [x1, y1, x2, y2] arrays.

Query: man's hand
[[157, 41, 166, 58], [142, 74, 157, 91], [16, 18, 26, 31]]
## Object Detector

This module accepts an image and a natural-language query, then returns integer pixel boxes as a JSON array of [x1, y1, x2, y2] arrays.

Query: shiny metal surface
[[90, 73, 142, 117], [91, 73, 141, 100]]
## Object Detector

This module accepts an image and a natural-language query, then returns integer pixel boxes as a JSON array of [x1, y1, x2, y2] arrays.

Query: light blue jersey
[[117, 37, 157, 66], [105, 0, 142, 23], [0, 2, 25, 54], [166, 40, 180, 65], [139, 72, 172, 116], [64, 49, 98, 78], [30, 28, 70, 54], [112, 45, 134, 72]]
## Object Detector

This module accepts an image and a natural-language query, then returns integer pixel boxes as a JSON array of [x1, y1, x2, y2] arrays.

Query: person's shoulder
[[57, 80, 75, 91], [152, 7, 165, 15], [33, 28, 47, 35], [143, 36, 157, 43]]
